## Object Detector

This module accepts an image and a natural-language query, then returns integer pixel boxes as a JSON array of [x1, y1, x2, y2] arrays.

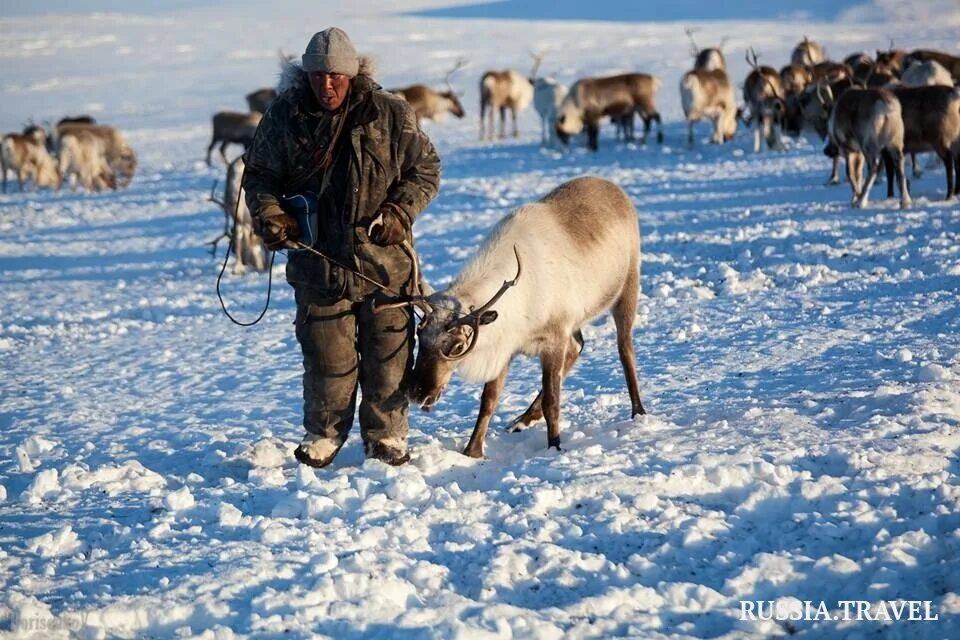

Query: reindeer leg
[[498, 106, 506, 139], [911, 152, 922, 178], [587, 121, 600, 152], [219, 141, 230, 165], [939, 148, 953, 200], [206, 138, 216, 166], [511, 107, 519, 138], [892, 147, 911, 209], [687, 120, 695, 146], [846, 151, 862, 205], [827, 155, 841, 185], [463, 364, 509, 459], [881, 149, 895, 199], [541, 341, 568, 450], [510, 331, 583, 432], [856, 153, 881, 209], [654, 112, 664, 144], [613, 265, 645, 417]]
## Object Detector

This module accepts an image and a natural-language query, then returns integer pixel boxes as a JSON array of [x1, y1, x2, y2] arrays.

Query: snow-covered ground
[[1, 1, 959, 638]]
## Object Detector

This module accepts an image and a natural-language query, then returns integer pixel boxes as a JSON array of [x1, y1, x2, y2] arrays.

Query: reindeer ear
[[478, 310, 498, 325]]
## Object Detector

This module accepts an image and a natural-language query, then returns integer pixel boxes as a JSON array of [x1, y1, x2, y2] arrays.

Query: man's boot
[[366, 439, 410, 466], [294, 434, 347, 468]]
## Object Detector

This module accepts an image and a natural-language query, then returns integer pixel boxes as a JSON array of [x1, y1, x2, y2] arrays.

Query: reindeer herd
[[1, 117, 136, 194]]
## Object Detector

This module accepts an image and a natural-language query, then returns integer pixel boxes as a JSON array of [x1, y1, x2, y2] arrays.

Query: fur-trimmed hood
[[277, 56, 377, 97]]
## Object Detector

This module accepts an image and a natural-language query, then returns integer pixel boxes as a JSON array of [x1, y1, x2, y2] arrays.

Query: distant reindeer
[[792, 37, 825, 66], [246, 88, 277, 114], [1, 129, 60, 192], [680, 67, 736, 145], [825, 86, 910, 209], [479, 53, 541, 140], [533, 77, 568, 147], [54, 121, 136, 188], [685, 27, 728, 72], [206, 111, 262, 166], [209, 156, 268, 274], [395, 176, 645, 458], [905, 49, 960, 83], [874, 48, 908, 78], [390, 58, 468, 123], [58, 130, 116, 192], [743, 48, 787, 152], [901, 58, 954, 88], [556, 73, 663, 150]]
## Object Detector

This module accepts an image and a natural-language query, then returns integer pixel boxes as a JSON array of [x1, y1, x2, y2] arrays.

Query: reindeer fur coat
[[243, 59, 441, 301]]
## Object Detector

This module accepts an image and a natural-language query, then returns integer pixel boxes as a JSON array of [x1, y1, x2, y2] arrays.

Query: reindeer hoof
[[547, 437, 561, 451], [462, 445, 483, 459]]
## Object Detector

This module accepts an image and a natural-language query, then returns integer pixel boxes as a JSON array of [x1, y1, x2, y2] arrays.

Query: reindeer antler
[[685, 27, 700, 58], [528, 49, 546, 79], [451, 246, 522, 328], [443, 57, 468, 93], [746, 47, 760, 69]]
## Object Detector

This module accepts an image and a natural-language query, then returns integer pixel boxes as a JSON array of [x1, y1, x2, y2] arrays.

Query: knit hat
[[302, 28, 360, 77]]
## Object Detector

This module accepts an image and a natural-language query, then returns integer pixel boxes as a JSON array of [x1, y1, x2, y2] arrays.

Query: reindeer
[[246, 88, 277, 114], [208, 156, 268, 274], [1, 129, 60, 192], [844, 53, 876, 85], [792, 37, 825, 67], [743, 48, 787, 152], [881, 86, 960, 200], [58, 130, 116, 192], [479, 53, 542, 140], [393, 176, 645, 458], [389, 59, 468, 123], [54, 121, 136, 187], [901, 58, 954, 88], [556, 73, 663, 150], [206, 111, 262, 166], [874, 48, 908, 78], [533, 77, 568, 147], [680, 67, 736, 145], [906, 50, 960, 84], [685, 28, 728, 72], [825, 86, 910, 208]]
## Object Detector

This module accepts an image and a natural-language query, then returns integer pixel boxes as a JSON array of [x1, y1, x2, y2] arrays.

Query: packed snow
[[1, 0, 959, 638]]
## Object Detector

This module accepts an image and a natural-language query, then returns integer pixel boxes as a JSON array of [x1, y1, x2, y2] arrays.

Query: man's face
[[308, 71, 351, 111]]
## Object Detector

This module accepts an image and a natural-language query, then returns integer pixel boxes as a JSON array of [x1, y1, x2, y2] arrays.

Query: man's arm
[[383, 102, 441, 228]]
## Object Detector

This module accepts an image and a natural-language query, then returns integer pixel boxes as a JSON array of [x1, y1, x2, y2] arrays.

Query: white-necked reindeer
[[209, 156, 268, 275], [389, 176, 646, 458]]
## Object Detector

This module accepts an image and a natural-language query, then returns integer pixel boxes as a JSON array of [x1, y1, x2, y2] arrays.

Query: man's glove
[[257, 202, 300, 251], [368, 205, 409, 246]]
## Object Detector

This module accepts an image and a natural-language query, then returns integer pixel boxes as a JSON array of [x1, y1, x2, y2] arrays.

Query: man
[[243, 27, 440, 467]]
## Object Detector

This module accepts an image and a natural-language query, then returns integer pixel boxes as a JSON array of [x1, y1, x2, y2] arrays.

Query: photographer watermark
[[740, 599, 938, 622], [7, 612, 89, 632]]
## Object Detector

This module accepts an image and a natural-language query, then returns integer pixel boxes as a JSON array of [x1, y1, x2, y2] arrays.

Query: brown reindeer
[[1, 129, 60, 192], [206, 111, 262, 166], [882, 86, 960, 200], [246, 88, 277, 114], [743, 48, 787, 152], [826, 86, 910, 208], [389, 59, 468, 123], [556, 73, 663, 150]]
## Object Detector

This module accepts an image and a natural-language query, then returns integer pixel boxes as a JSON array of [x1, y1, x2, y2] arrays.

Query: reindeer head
[[408, 247, 521, 411], [440, 91, 466, 118]]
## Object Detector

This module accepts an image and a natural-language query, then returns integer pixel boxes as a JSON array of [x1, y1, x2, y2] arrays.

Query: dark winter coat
[[243, 61, 441, 301]]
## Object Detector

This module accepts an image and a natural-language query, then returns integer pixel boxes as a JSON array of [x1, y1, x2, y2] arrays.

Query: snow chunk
[[21, 468, 61, 504], [716, 263, 771, 295], [164, 486, 195, 512], [249, 439, 286, 468], [385, 470, 428, 504], [22, 435, 57, 456], [61, 461, 166, 495], [0, 484, 5, 502], [917, 363, 953, 382], [218, 502, 244, 527], [27, 525, 81, 557]]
